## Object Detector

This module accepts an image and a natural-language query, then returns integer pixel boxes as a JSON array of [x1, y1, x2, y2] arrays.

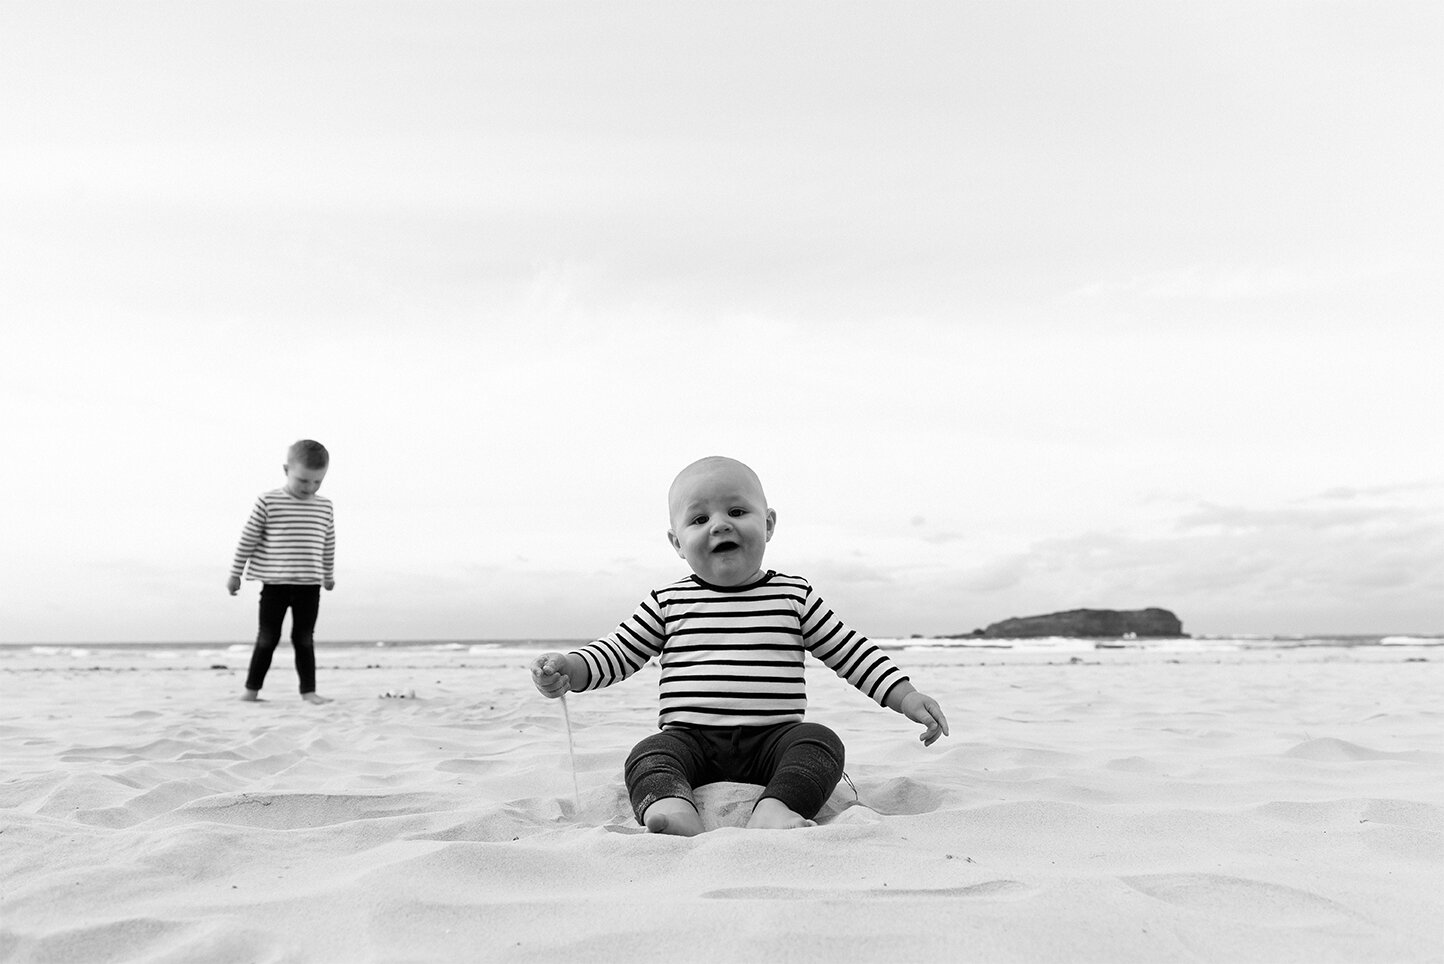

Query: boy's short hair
[[287, 439, 329, 469]]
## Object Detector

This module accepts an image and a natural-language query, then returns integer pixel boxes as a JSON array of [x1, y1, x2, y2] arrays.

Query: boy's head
[[283, 439, 329, 500], [667, 456, 775, 587]]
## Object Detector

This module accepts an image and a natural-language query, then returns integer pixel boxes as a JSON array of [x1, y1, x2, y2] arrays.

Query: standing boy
[[530, 456, 948, 835], [228, 439, 336, 704]]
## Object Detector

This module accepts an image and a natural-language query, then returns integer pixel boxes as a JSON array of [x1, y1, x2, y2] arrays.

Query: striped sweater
[[570, 571, 909, 729], [229, 489, 335, 585]]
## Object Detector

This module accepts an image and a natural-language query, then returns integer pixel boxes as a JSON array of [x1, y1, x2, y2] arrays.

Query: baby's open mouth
[[712, 541, 739, 553]]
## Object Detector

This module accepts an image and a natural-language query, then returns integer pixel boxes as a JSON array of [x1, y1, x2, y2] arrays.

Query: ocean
[[2, 633, 1438, 673]]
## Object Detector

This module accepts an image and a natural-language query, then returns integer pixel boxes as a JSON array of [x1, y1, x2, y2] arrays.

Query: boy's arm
[[883, 681, 950, 746], [323, 509, 336, 589], [228, 498, 266, 588]]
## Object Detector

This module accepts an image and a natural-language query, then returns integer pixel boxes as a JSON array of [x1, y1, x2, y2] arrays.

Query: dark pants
[[245, 584, 321, 694], [624, 722, 845, 824]]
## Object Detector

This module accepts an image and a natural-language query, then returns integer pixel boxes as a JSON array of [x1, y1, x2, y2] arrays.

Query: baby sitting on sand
[[530, 456, 948, 836]]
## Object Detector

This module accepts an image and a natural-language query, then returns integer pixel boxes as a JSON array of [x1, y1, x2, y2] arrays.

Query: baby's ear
[[764, 508, 777, 541], [666, 529, 685, 558]]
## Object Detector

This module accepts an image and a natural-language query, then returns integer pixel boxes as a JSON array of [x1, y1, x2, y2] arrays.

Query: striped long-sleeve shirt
[[569, 571, 909, 729], [229, 489, 335, 585]]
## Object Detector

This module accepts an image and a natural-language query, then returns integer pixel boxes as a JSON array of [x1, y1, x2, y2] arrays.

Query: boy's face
[[667, 459, 775, 587], [283, 462, 327, 500]]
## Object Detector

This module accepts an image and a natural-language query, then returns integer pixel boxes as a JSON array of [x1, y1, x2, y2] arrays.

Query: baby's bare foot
[[301, 692, 332, 704], [240, 690, 261, 702], [643, 799, 703, 836], [747, 797, 816, 830]]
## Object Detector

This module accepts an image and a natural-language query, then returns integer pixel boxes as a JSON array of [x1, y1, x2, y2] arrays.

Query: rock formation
[[971, 608, 1185, 638]]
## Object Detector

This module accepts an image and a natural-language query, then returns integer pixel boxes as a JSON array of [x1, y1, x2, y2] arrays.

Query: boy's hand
[[226, 576, 241, 596], [900, 691, 949, 746], [530, 653, 572, 699], [324, 579, 335, 591]]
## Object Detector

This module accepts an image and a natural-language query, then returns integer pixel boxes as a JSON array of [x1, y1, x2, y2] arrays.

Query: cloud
[[1313, 480, 1443, 501], [1175, 502, 1413, 532], [952, 556, 1031, 593], [958, 483, 1444, 634], [1065, 261, 1397, 303], [791, 558, 896, 588]]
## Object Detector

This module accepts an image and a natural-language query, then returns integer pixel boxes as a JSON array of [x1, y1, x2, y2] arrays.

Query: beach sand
[[2, 645, 1440, 962]]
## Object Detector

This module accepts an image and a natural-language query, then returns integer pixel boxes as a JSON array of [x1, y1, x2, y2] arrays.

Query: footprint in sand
[[1359, 798, 1444, 831], [851, 775, 947, 816], [164, 791, 437, 830], [1120, 873, 1366, 926], [1283, 737, 1440, 763], [28, 916, 190, 963]]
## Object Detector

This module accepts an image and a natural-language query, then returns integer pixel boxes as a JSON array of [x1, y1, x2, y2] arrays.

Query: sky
[[2, 2, 1440, 643]]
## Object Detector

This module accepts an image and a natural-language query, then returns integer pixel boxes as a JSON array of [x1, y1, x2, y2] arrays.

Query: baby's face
[[283, 462, 327, 500], [667, 460, 775, 587]]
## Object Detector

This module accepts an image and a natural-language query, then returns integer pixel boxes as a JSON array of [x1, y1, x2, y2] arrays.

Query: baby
[[530, 456, 947, 835]]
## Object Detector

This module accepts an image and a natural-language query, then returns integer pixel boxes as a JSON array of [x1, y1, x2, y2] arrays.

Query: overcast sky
[[2, 2, 1439, 643]]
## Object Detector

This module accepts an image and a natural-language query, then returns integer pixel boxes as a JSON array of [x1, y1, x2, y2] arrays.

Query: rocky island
[[962, 608, 1187, 638]]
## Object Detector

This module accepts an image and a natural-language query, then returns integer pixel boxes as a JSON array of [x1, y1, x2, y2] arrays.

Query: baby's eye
[[691, 515, 708, 526], [728, 507, 746, 517]]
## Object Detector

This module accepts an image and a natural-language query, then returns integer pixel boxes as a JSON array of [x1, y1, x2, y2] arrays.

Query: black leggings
[[624, 722, 844, 824], [244, 584, 321, 694]]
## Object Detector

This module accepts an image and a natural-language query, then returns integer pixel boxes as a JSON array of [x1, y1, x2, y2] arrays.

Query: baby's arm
[[529, 652, 591, 698], [533, 598, 662, 698], [883, 682, 950, 746]]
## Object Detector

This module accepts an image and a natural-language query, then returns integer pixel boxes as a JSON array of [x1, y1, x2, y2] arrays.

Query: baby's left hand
[[900, 691, 949, 746]]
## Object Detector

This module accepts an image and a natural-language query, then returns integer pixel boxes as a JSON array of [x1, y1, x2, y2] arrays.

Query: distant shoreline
[[2, 633, 1439, 651]]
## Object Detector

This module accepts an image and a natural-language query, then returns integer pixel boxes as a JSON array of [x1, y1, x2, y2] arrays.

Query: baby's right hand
[[530, 653, 572, 699], [226, 576, 241, 596]]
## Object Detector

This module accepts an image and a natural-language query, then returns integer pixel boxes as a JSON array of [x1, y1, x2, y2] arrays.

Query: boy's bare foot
[[240, 690, 262, 702], [746, 797, 816, 830], [642, 798, 703, 836], [301, 692, 332, 704]]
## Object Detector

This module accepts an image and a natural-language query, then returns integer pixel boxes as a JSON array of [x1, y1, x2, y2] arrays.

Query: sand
[[2, 644, 1441, 963]]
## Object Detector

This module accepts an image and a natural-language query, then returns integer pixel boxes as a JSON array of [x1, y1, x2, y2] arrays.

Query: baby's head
[[283, 439, 329, 500], [666, 456, 775, 587]]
